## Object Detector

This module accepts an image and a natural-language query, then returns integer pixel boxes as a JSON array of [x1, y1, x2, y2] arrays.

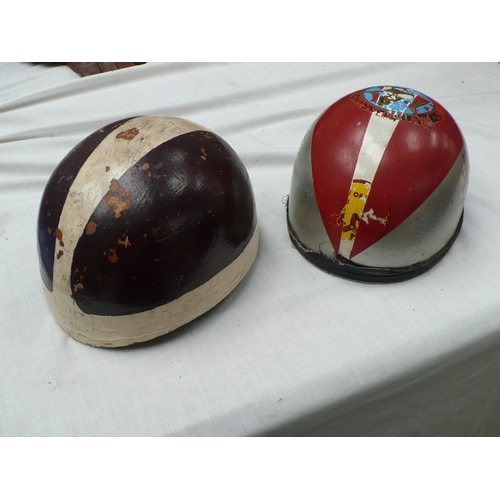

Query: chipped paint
[[108, 249, 118, 263], [56, 250, 63, 260], [86, 221, 97, 235], [105, 194, 131, 218], [105, 179, 132, 218], [73, 283, 84, 292], [116, 127, 140, 140], [118, 236, 131, 248], [109, 179, 132, 196], [55, 228, 64, 247], [139, 162, 150, 171], [361, 208, 389, 226]]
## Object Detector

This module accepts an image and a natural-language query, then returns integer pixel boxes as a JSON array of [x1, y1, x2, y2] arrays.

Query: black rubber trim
[[286, 204, 464, 284]]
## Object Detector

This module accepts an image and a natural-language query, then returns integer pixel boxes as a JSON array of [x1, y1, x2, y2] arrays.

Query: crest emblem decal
[[351, 86, 443, 127]]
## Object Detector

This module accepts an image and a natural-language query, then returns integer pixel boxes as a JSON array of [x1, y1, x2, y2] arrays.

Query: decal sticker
[[351, 86, 443, 128], [334, 180, 389, 258]]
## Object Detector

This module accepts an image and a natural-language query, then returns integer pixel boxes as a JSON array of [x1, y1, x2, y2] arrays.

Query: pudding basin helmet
[[287, 85, 469, 283], [38, 116, 259, 347]]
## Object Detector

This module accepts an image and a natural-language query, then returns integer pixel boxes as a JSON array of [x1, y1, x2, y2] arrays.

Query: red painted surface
[[310, 90, 464, 258]]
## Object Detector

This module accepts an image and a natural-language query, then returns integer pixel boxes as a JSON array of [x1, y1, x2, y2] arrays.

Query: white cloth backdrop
[[1, 62, 500, 436]]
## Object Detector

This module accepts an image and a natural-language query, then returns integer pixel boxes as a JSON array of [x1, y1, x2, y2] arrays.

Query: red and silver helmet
[[38, 116, 259, 347], [287, 85, 469, 283]]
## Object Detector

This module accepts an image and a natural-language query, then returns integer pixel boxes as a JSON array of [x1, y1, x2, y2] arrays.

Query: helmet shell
[[38, 116, 258, 347], [287, 86, 468, 283]]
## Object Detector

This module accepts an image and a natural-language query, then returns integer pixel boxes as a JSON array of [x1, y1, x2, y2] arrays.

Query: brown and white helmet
[[287, 85, 469, 283], [38, 116, 259, 347]]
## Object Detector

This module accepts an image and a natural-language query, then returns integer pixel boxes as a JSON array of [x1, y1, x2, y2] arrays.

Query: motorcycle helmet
[[38, 116, 259, 347], [287, 85, 469, 283]]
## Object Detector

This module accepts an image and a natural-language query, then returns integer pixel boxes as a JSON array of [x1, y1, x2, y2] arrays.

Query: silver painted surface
[[352, 147, 469, 268], [287, 120, 335, 258]]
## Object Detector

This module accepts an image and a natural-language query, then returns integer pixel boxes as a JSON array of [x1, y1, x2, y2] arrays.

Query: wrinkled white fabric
[[1, 62, 499, 436]]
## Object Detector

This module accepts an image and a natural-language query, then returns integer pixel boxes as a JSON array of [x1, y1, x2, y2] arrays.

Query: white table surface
[[1, 61, 500, 436]]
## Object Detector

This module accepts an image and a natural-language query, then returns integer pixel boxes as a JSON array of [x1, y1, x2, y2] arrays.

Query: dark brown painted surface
[[37, 117, 136, 291], [70, 131, 256, 316], [66, 63, 146, 77]]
